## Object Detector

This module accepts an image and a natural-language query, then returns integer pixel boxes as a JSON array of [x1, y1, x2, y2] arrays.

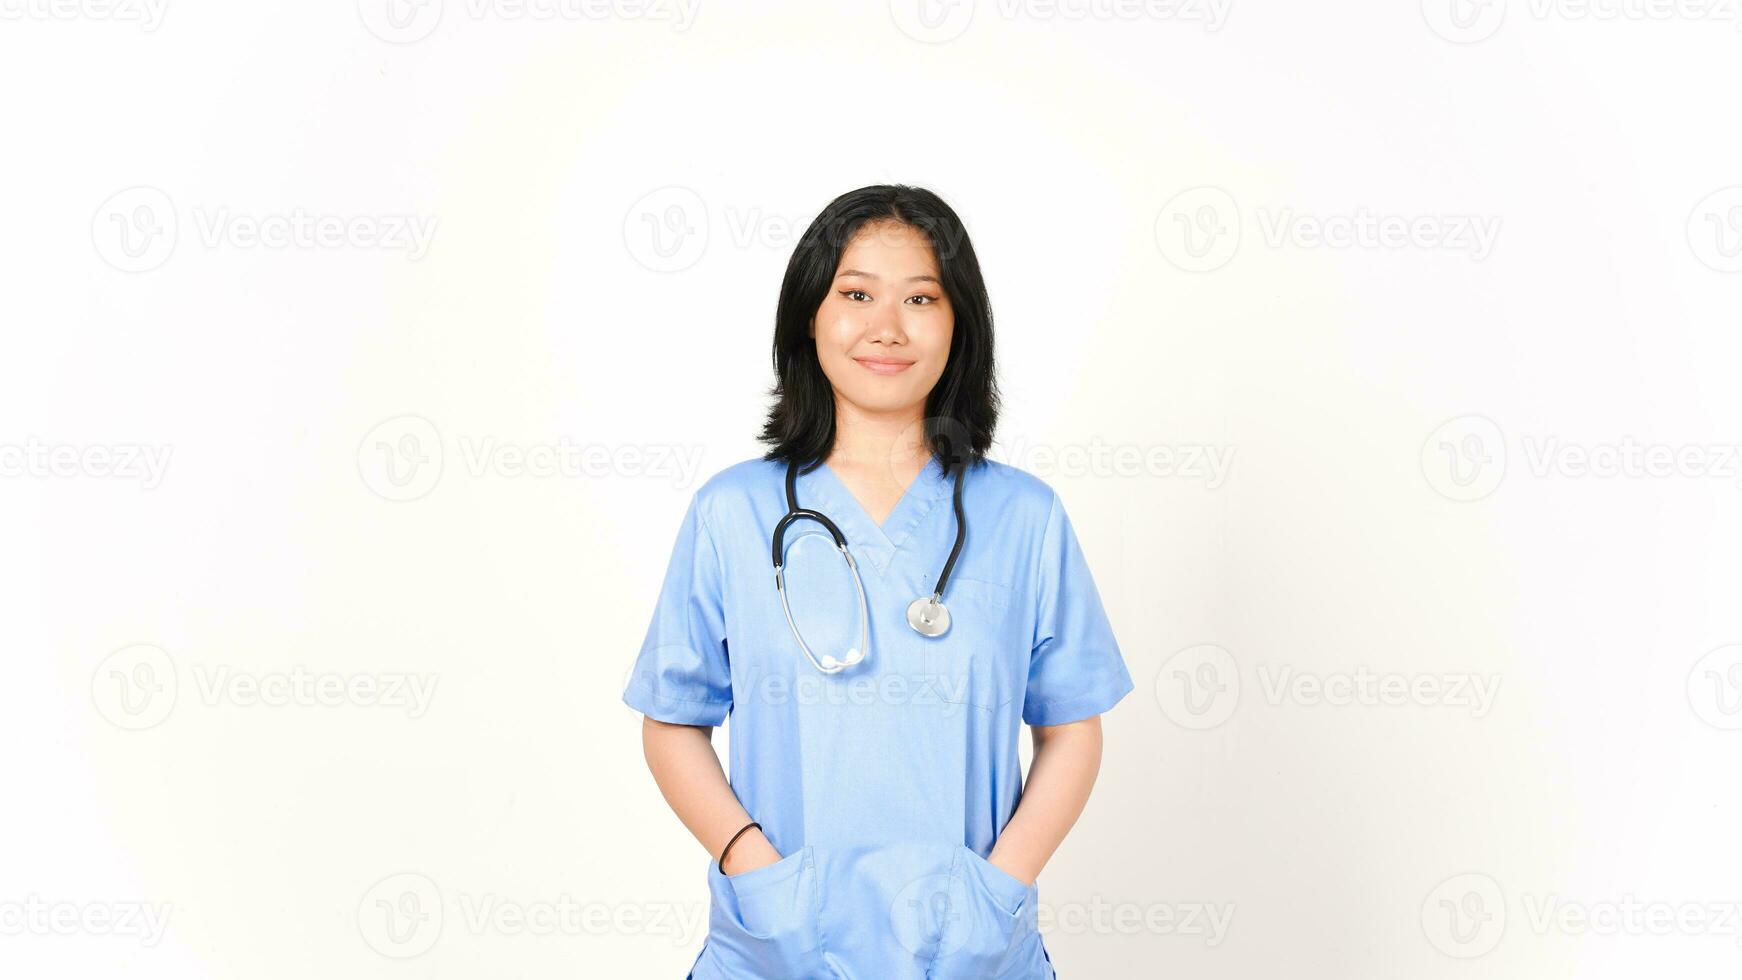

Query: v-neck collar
[[803, 454, 951, 575]]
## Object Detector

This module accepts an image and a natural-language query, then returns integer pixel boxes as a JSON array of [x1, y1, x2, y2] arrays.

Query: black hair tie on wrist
[[717, 821, 761, 874]]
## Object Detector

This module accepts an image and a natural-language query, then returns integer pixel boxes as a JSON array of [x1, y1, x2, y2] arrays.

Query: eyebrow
[[836, 269, 941, 285]]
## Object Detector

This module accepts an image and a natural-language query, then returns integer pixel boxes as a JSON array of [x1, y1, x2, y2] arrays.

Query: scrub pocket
[[927, 845, 1039, 979], [702, 846, 829, 979], [936, 576, 1021, 712]]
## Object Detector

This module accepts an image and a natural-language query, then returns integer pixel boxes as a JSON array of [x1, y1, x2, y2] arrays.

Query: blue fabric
[[628, 455, 1132, 978]]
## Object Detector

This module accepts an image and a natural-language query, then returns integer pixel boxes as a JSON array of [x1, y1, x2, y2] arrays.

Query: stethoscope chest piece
[[906, 595, 951, 637]]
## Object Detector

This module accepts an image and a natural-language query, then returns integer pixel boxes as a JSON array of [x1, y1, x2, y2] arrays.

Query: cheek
[[812, 320, 861, 390], [813, 307, 859, 351], [918, 318, 954, 370]]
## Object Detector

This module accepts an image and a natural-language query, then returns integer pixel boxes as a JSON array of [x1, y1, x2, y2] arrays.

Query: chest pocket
[[931, 576, 1024, 712]]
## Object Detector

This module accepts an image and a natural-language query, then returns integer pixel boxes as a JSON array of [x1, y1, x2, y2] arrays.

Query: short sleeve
[[621, 494, 734, 725], [1023, 491, 1135, 726]]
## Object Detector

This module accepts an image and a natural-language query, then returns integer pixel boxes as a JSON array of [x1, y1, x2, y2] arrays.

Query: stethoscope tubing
[[770, 455, 968, 671], [930, 455, 967, 601], [774, 541, 870, 674]]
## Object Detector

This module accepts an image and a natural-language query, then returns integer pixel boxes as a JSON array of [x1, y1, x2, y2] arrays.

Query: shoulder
[[687, 455, 783, 526], [971, 455, 1055, 501], [695, 455, 781, 495], [968, 456, 1061, 528]]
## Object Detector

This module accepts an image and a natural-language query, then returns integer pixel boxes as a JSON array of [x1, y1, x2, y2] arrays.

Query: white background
[[4, 0, 1742, 976]]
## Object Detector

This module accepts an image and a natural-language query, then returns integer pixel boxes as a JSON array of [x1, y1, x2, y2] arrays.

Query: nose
[[865, 299, 907, 344]]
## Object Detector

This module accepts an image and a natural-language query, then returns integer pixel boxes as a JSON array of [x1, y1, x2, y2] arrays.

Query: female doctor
[[622, 184, 1134, 979]]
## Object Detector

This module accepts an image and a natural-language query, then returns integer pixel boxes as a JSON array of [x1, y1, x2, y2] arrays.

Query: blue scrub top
[[623, 454, 1134, 979]]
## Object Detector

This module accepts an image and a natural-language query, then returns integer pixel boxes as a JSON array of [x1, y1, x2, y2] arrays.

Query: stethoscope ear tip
[[813, 649, 862, 674]]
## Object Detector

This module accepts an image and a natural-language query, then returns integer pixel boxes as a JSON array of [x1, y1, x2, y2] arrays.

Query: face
[[810, 220, 954, 422]]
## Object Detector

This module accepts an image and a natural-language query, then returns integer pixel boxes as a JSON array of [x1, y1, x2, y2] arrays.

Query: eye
[[907, 294, 939, 306], [840, 289, 871, 302]]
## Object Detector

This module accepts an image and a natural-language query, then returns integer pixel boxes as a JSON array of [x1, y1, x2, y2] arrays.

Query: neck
[[828, 398, 929, 470]]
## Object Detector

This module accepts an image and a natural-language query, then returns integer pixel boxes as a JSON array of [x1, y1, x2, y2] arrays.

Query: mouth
[[854, 356, 916, 375]]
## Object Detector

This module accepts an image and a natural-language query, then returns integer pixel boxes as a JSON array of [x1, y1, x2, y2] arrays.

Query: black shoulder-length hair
[[758, 184, 1000, 472]]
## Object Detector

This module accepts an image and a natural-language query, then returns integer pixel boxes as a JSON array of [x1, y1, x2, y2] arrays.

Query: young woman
[[623, 184, 1134, 979]]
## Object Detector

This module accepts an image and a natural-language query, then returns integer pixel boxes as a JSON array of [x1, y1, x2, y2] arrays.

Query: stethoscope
[[770, 456, 967, 674]]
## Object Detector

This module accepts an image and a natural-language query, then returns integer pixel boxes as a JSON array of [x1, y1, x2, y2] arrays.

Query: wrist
[[717, 821, 760, 874], [719, 826, 778, 875], [988, 849, 1038, 887]]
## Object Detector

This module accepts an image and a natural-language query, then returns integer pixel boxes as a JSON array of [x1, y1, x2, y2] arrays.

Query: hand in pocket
[[720, 828, 783, 878], [927, 846, 1038, 979], [703, 847, 827, 977]]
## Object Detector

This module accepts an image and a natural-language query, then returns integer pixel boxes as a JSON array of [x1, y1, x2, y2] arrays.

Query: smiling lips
[[854, 356, 915, 375]]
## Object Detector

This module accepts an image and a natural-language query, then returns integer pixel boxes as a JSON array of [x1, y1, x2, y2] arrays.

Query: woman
[[622, 184, 1134, 978]]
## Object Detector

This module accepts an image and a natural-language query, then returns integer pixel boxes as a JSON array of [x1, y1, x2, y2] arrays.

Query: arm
[[985, 714, 1104, 885], [641, 716, 782, 875]]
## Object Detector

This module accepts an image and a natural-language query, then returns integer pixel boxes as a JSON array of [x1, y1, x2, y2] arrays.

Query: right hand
[[721, 827, 783, 877]]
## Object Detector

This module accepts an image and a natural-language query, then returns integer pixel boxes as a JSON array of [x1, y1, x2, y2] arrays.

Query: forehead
[[837, 220, 940, 276]]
